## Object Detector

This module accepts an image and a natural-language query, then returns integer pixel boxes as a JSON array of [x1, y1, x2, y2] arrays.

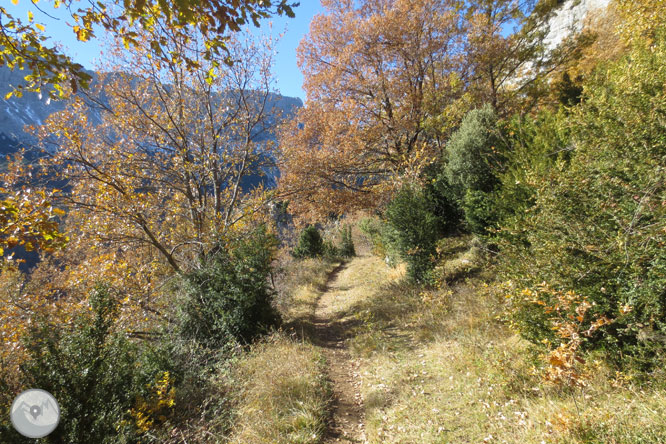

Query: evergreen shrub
[[0, 286, 146, 443], [500, 32, 666, 368], [339, 224, 356, 258], [292, 225, 324, 259], [445, 104, 504, 234], [385, 185, 442, 282], [178, 225, 281, 349]]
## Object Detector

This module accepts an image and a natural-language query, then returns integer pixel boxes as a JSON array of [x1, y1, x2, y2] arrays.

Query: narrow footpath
[[313, 260, 366, 443]]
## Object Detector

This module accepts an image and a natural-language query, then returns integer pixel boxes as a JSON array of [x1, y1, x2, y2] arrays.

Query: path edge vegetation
[[1, 0, 666, 442]]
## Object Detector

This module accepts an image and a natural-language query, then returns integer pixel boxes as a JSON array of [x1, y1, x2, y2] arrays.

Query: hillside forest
[[1, 0, 666, 442]]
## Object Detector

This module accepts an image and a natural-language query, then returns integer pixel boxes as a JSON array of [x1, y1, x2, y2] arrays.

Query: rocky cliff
[[543, 0, 612, 50]]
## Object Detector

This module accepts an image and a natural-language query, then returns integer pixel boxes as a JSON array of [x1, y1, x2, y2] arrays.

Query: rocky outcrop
[[543, 0, 612, 50]]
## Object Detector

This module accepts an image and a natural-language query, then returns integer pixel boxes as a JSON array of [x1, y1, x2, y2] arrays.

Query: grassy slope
[[229, 334, 330, 444], [348, 243, 666, 444], [226, 257, 338, 444], [226, 237, 666, 443]]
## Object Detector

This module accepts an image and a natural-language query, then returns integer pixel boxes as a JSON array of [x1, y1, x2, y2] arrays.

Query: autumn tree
[[0, 153, 70, 385], [616, 0, 666, 44], [0, 153, 67, 260], [0, 184, 68, 365], [279, 0, 465, 221], [35, 27, 282, 312], [560, 0, 666, 79], [0, 0, 297, 98], [461, 0, 572, 115]]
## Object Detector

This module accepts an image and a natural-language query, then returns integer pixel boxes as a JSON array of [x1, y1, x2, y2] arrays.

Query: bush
[[445, 104, 505, 234], [445, 104, 503, 195], [178, 225, 281, 349], [292, 225, 324, 259], [321, 239, 339, 258], [385, 185, 443, 282], [494, 109, 571, 225], [422, 166, 463, 234], [462, 189, 497, 235], [339, 224, 356, 258], [131, 337, 234, 443], [0, 285, 145, 443], [500, 32, 666, 368], [359, 217, 394, 261]]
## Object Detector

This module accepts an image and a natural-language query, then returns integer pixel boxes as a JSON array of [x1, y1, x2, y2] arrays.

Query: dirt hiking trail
[[313, 258, 371, 443]]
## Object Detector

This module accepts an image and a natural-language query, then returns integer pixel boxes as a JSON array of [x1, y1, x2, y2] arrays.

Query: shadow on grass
[[280, 261, 348, 345]]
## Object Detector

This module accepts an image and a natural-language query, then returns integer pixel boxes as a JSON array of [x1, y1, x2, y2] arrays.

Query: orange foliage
[[0, 28, 283, 344], [520, 285, 614, 388], [279, 0, 465, 222]]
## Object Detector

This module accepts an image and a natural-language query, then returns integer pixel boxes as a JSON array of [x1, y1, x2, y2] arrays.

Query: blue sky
[[6, 1, 325, 100]]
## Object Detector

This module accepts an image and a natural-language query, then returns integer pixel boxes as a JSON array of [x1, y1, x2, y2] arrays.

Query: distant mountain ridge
[[0, 66, 302, 157]]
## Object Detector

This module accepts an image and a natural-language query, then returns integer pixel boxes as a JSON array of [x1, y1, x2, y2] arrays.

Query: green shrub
[[322, 239, 339, 258], [462, 189, 497, 235], [135, 336, 234, 442], [421, 161, 464, 234], [339, 224, 356, 258], [385, 185, 442, 282], [178, 225, 281, 349], [445, 104, 503, 196], [292, 225, 324, 259], [500, 31, 666, 368], [445, 104, 505, 234], [1, 286, 144, 443], [494, 109, 571, 225], [359, 217, 389, 259]]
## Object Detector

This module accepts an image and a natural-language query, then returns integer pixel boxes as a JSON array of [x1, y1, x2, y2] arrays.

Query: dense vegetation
[[1, 0, 665, 442], [364, 27, 666, 373]]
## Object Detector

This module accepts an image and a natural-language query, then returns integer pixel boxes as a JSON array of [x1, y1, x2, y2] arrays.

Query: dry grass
[[226, 233, 666, 443], [315, 255, 395, 321], [273, 254, 340, 326], [228, 333, 330, 444], [344, 240, 666, 444], [224, 253, 339, 444], [434, 239, 483, 282]]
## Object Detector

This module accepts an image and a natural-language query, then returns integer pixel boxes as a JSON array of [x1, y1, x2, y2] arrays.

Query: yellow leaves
[[72, 26, 90, 41], [22, 32, 279, 332], [523, 286, 619, 389], [544, 341, 589, 388], [131, 370, 176, 433], [616, 0, 666, 44], [584, 316, 612, 336], [508, 283, 621, 389], [0, 184, 67, 259], [11, 0, 18, 5], [610, 370, 633, 389]]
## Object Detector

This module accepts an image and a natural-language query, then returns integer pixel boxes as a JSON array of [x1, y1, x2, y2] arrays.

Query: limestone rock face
[[543, 0, 611, 50]]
